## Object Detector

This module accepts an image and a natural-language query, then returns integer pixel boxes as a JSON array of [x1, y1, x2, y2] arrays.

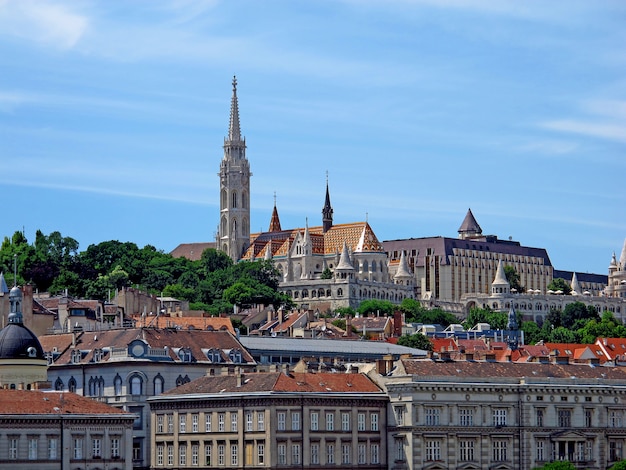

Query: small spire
[[571, 272, 581, 295], [322, 172, 333, 233], [268, 193, 282, 232], [620, 238, 626, 268], [394, 251, 413, 280], [458, 208, 482, 239]]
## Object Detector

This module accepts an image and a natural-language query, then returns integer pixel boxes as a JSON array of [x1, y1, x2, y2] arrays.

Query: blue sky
[[0, 0, 624, 276]]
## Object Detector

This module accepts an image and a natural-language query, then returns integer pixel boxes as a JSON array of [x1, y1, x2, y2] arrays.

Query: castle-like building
[[216, 77, 413, 311]]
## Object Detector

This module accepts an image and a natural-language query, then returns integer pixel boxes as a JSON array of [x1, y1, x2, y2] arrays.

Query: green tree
[[521, 321, 542, 344], [334, 307, 356, 317], [357, 299, 395, 317], [549, 326, 577, 343], [547, 277, 572, 295], [504, 265, 524, 293], [321, 267, 333, 279], [561, 301, 599, 329], [608, 460, 626, 470], [397, 333, 433, 351], [399, 298, 427, 322]]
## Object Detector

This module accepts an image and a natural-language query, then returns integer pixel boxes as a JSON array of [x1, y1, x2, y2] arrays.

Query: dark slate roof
[[553, 269, 607, 285], [0, 322, 45, 360], [458, 208, 482, 235], [383, 236, 553, 268]]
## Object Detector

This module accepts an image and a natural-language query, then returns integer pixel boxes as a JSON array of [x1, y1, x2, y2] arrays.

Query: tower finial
[[228, 75, 241, 142], [322, 173, 333, 233]]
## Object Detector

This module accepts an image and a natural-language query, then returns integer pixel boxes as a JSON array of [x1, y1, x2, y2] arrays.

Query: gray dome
[[0, 323, 45, 360]]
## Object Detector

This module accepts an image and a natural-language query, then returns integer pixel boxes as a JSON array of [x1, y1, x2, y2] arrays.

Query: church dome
[[0, 322, 45, 360]]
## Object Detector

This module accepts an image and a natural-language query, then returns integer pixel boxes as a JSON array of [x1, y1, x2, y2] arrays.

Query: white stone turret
[[491, 259, 510, 296], [394, 251, 413, 286]]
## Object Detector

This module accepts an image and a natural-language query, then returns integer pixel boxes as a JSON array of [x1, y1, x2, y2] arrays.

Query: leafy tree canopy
[[357, 299, 395, 317], [547, 277, 572, 295], [397, 333, 433, 351], [504, 265, 524, 293]]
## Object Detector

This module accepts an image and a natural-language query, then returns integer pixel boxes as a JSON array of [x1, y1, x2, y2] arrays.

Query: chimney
[[393, 310, 402, 337], [236, 367, 243, 387], [346, 315, 352, 337]]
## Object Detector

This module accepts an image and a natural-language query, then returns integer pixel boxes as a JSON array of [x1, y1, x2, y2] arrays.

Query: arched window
[[114, 375, 123, 396], [231, 191, 238, 208], [130, 375, 143, 396], [154, 374, 164, 395], [229, 349, 243, 363], [55, 377, 64, 391], [338, 288, 343, 297], [68, 377, 77, 393]]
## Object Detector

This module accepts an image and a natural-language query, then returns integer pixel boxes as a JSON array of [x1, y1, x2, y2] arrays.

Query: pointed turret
[[505, 304, 519, 351], [458, 208, 482, 240], [491, 259, 510, 296], [335, 242, 355, 273], [264, 243, 272, 261], [571, 272, 581, 295], [269, 194, 282, 232], [394, 251, 413, 285], [322, 174, 333, 233], [620, 238, 626, 269]]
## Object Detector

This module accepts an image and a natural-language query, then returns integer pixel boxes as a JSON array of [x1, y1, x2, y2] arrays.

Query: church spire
[[269, 192, 282, 232], [228, 75, 242, 142], [322, 171, 333, 233]]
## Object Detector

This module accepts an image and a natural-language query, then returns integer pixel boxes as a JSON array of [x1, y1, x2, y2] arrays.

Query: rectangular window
[[536, 440, 545, 462], [311, 443, 320, 465], [179, 444, 187, 466], [371, 443, 380, 464], [205, 413, 212, 433], [231, 443, 238, 467], [92, 438, 101, 458], [459, 408, 474, 426], [371, 412, 379, 431], [342, 412, 350, 431], [156, 443, 164, 466], [395, 437, 405, 462], [111, 438, 120, 458], [342, 443, 351, 464], [394, 405, 405, 425], [192, 413, 199, 432], [357, 413, 366, 431], [493, 440, 507, 461], [48, 437, 58, 460], [326, 412, 334, 431], [577, 441, 585, 462], [28, 438, 38, 460], [358, 443, 366, 464], [610, 441, 623, 461], [257, 412, 265, 431], [246, 411, 253, 431], [425, 440, 441, 461], [157, 415, 164, 433], [536, 409, 544, 427], [167, 414, 174, 433], [278, 443, 286, 465], [459, 439, 474, 461], [558, 409, 572, 428], [204, 443, 212, 466], [585, 409, 593, 428], [231, 413, 238, 432], [217, 443, 225, 466], [180, 414, 187, 433], [192, 444, 199, 466], [493, 409, 507, 426], [292, 443, 301, 465], [610, 410, 623, 428], [73, 438, 83, 460], [278, 411, 286, 431], [218, 413, 225, 432], [167, 444, 174, 466], [292, 411, 301, 431], [327, 443, 335, 464], [311, 411, 319, 431], [425, 407, 440, 425], [257, 442, 265, 465]]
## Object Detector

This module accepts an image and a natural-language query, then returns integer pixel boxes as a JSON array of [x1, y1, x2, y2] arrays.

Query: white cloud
[[541, 120, 626, 144], [0, 0, 88, 49]]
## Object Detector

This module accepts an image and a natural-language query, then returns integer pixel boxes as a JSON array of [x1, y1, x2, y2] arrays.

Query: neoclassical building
[[380, 358, 626, 470], [148, 369, 388, 469]]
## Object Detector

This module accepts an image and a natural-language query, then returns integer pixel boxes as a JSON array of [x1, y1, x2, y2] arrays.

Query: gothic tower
[[322, 173, 333, 233], [218, 76, 251, 261]]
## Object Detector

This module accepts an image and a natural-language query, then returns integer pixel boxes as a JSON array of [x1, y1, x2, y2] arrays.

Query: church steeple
[[322, 172, 333, 233], [269, 192, 282, 232], [218, 76, 251, 261]]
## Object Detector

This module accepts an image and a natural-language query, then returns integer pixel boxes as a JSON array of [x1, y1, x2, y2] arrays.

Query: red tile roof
[[129, 315, 234, 334], [162, 371, 382, 396], [170, 242, 216, 261], [0, 390, 131, 415]]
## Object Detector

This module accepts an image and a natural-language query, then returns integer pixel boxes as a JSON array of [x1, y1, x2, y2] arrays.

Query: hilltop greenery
[[0, 230, 291, 316]]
